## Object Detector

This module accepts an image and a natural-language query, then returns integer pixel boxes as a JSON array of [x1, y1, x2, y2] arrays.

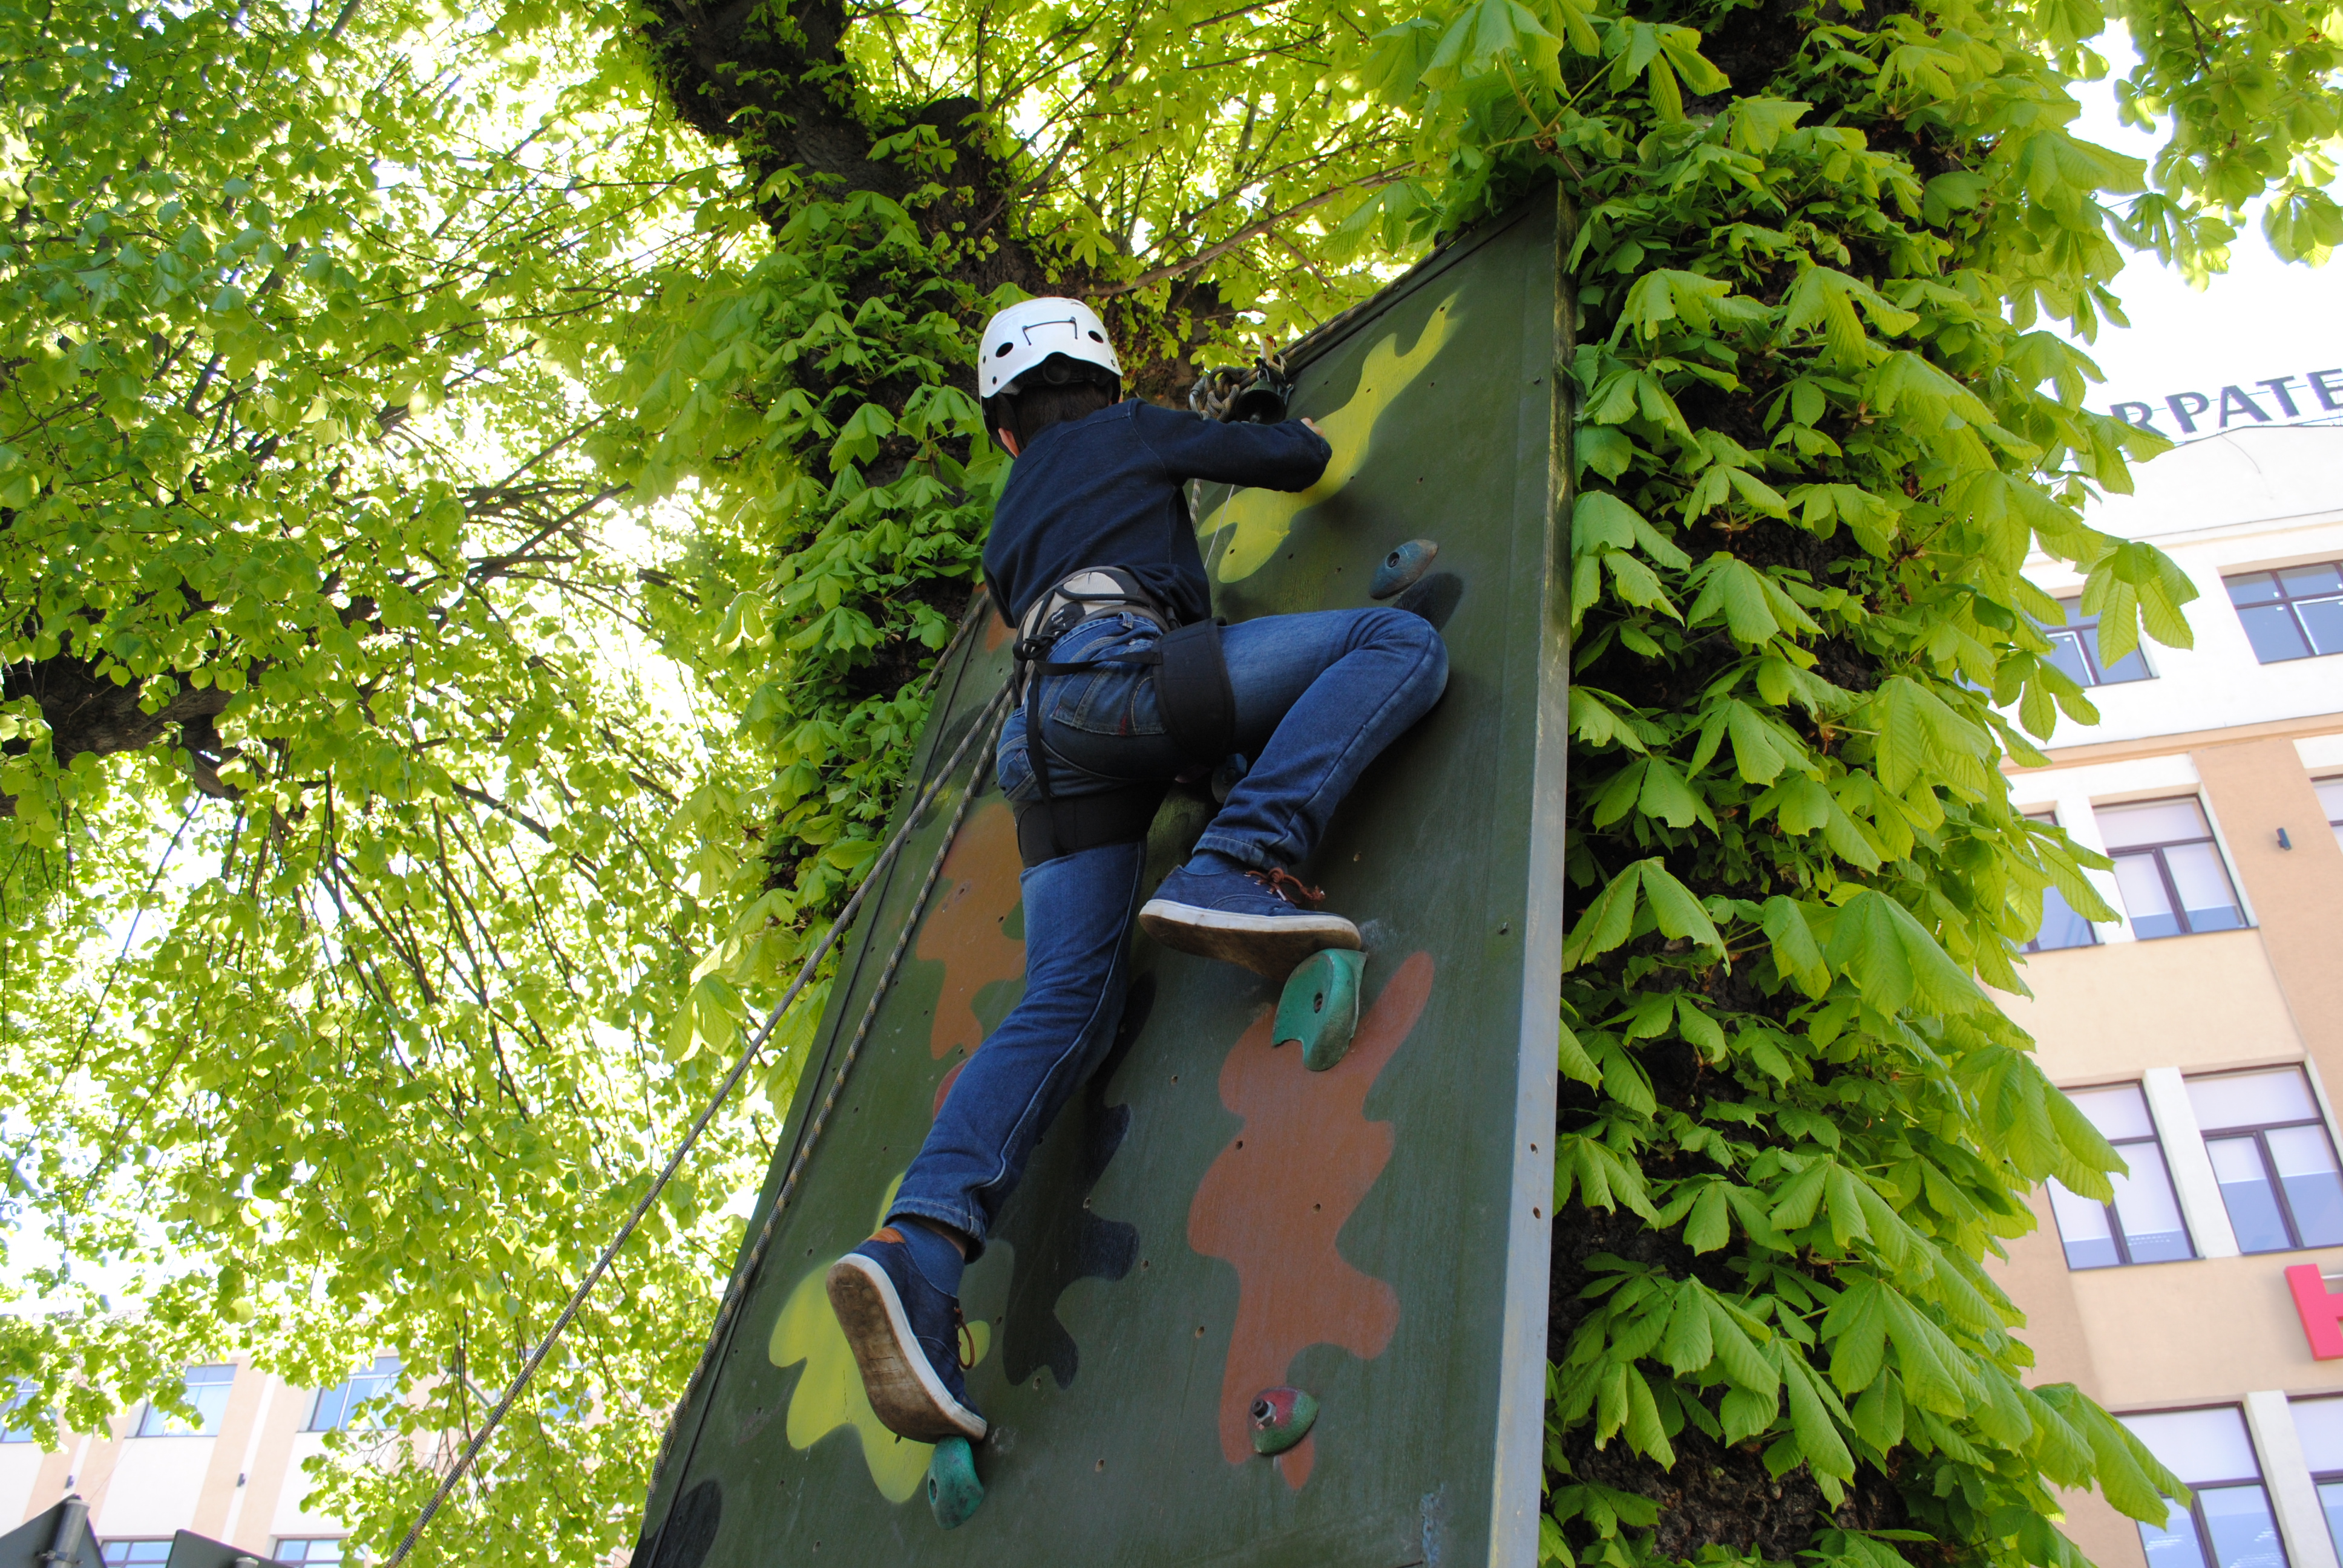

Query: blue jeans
[[889, 607, 1448, 1253]]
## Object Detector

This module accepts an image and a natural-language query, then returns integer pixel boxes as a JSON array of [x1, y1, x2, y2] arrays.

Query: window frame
[[2100, 797, 2247, 939], [2292, 1393, 2343, 1563], [2049, 1081, 2196, 1269], [2160, 1477, 2292, 1568], [0, 1378, 39, 1443], [2022, 809, 2100, 953], [2309, 1462, 2343, 1568], [2225, 562, 2343, 664], [305, 1353, 401, 1434], [133, 1362, 237, 1438], [2316, 776, 2343, 853], [2123, 1405, 2291, 1568], [2191, 1067, 2343, 1253], [270, 1539, 349, 1566], [98, 1542, 175, 1567], [2039, 598, 2154, 687]]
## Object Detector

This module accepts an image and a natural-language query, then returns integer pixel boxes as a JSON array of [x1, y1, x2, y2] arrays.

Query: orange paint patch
[[931, 1059, 966, 1120], [1187, 951, 1435, 1489], [985, 610, 1014, 651], [914, 797, 1026, 1063]]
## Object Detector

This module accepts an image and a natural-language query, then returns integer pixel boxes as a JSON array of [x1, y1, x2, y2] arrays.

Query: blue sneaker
[[1139, 864, 1361, 979], [827, 1229, 987, 1442]]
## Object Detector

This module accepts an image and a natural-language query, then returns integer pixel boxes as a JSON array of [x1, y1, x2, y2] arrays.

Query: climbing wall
[[632, 185, 1573, 1568]]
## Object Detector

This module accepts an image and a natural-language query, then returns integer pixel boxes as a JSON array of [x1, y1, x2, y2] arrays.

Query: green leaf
[[1869, 677, 1993, 797], [1779, 267, 1918, 367], [1562, 864, 1643, 968], [1639, 860, 1725, 951], [1682, 1181, 1733, 1252], [1613, 269, 1735, 342], [1726, 97, 1809, 153], [1761, 897, 1831, 997], [1822, 890, 1988, 1014], [1558, 1017, 1602, 1086], [1772, 1341, 1857, 1480], [828, 400, 897, 471], [2081, 539, 2200, 664], [1686, 554, 1821, 644], [1556, 1133, 1663, 1221], [1362, 17, 1443, 101], [1423, 0, 1564, 88]]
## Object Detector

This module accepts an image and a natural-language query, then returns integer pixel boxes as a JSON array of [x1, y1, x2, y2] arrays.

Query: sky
[[2063, 48, 2343, 442]]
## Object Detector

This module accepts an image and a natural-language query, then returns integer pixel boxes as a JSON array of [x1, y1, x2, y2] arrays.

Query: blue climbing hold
[[1370, 539, 1438, 600], [927, 1436, 983, 1529]]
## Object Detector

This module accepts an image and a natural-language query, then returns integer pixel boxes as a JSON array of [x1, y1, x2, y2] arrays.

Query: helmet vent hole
[[994, 343, 1013, 356], [1088, 330, 1104, 341]]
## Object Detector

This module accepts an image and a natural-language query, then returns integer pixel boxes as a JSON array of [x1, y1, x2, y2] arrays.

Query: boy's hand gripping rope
[[376, 621, 1011, 1568]]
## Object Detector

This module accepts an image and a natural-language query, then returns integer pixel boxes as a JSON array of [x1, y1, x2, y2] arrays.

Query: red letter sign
[[2287, 1264, 2343, 1359]]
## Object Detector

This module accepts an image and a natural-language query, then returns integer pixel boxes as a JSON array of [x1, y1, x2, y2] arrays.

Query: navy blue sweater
[[982, 399, 1331, 629]]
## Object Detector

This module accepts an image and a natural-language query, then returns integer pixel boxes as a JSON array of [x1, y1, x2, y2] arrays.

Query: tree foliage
[[2, 1, 788, 1557], [4, 0, 2336, 1558]]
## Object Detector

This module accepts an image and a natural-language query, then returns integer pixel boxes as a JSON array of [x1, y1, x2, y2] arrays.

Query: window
[[1, 1379, 39, 1442], [2023, 812, 2099, 952], [2227, 563, 2343, 663], [2101, 799, 2246, 939], [272, 1541, 347, 1566], [306, 1354, 401, 1432], [2122, 1406, 2289, 1568], [99, 1544, 173, 1567], [134, 1362, 235, 1437], [2318, 777, 2343, 854], [2187, 1067, 2343, 1252], [2038, 598, 2152, 686], [2045, 1083, 2195, 1268], [2289, 1396, 2343, 1563]]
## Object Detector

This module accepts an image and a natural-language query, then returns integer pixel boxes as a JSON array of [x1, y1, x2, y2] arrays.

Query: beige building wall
[[2, 1358, 362, 1561], [1990, 427, 2343, 1568]]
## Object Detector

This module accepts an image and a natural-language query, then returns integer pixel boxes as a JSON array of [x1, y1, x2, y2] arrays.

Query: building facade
[[1985, 426, 2343, 1568], [1, 1356, 396, 1563]]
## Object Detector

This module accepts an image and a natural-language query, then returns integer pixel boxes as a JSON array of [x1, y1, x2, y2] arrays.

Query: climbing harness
[[376, 599, 1009, 1568], [1011, 567, 1235, 867]]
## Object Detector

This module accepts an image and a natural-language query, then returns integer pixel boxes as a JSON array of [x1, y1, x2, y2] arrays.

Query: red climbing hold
[[1248, 1387, 1319, 1457]]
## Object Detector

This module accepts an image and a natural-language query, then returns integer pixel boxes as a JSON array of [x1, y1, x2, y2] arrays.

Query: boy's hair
[[985, 353, 1119, 448]]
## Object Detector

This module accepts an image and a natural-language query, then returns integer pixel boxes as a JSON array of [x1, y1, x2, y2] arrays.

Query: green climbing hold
[[926, 1436, 983, 1529], [1249, 1387, 1319, 1456], [1369, 537, 1439, 599], [1273, 948, 1364, 1071]]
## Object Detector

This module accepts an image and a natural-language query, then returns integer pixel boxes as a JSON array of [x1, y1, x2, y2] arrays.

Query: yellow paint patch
[[1197, 301, 1458, 583], [765, 1174, 991, 1503]]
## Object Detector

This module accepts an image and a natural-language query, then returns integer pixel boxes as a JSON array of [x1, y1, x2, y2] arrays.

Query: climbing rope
[[377, 604, 1008, 1568], [1187, 351, 1291, 423], [640, 682, 1011, 1501]]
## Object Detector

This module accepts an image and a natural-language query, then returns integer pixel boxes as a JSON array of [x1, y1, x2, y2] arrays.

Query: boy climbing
[[826, 297, 1449, 1445]]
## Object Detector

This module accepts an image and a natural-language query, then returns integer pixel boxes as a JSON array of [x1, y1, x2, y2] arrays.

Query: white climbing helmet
[[978, 297, 1122, 400]]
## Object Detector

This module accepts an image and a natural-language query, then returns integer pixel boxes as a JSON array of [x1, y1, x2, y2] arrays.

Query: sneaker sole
[[825, 1254, 988, 1442], [1137, 900, 1361, 979]]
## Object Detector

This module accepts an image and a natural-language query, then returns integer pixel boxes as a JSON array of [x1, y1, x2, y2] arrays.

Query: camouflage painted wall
[[632, 185, 1573, 1568]]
